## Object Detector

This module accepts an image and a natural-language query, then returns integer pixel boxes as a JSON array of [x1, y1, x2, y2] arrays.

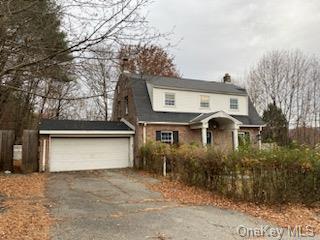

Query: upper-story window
[[200, 95, 210, 108], [230, 98, 238, 110], [165, 93, 175, 106]]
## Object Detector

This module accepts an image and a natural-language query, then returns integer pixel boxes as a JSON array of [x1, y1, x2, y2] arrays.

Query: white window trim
[[230, 98, 239, 110], [160, 131, 174, 144], [164, 93, 176, 107], [200, 95, 210, 108]]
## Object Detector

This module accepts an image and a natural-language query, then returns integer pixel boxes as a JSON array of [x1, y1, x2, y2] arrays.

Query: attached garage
[[39, 119, 135, 172]]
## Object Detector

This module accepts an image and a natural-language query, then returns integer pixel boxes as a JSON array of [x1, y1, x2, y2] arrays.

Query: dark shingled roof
[[129, 73, 247, 95], [128, 74, 264, 126], [40, 119, 132, 131]]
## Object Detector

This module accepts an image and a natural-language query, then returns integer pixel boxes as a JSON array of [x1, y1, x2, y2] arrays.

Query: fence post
[[0, 130, 15, 172], [22, 130, 39, 173], [163, 155, 167, 177]]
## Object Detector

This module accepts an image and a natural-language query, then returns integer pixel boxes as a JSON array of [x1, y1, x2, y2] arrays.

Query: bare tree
[[79, 48, 117, 120], [0, 0, 166, 134], [248, 49, 320, 145]]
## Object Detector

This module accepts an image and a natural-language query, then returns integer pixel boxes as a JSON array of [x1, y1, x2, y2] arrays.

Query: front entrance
[[207, 131, 212, 145]]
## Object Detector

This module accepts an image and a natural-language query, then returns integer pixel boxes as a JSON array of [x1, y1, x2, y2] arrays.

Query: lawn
[[0, 174, 51, 240]]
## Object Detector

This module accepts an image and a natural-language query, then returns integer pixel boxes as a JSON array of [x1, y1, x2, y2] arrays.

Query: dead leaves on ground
[[149, 177, 320, 234], [0, 174, 52, 240]]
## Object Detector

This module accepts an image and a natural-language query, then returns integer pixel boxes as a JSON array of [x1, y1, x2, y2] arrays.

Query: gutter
[[138, 121, 189, 125], [39, 130, 135, 135], [240, 124, 266, 128]]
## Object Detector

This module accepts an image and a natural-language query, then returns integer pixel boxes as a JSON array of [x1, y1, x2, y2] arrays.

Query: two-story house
[[113, 73, 264, 167]]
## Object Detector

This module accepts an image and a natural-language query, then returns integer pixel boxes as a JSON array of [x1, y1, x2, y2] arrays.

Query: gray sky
[[147, 0, 320, 82]]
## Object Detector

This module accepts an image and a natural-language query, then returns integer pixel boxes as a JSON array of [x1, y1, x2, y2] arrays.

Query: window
[[238, 132, 250, 146], [156, 131, 179, 144], [230, 98, 238, 110], [165, 93, 175, 106], [125, 96, 129, 115], [200, 95, 210, 108], [161, 131, 173, 144]]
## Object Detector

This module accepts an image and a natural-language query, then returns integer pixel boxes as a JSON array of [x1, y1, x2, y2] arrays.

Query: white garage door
[[50, 137, 130, 172]]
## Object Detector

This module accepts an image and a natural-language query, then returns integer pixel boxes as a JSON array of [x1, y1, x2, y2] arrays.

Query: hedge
[[140, 141, 320, 205]]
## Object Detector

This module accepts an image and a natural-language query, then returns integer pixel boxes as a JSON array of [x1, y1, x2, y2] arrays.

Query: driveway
[[47, 170, 268, 240]]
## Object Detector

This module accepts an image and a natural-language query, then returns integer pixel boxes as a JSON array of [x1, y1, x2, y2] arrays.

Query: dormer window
[[230, 98, 238, 110], [200, 95, 210, 108], [165, 93, 175, 106]]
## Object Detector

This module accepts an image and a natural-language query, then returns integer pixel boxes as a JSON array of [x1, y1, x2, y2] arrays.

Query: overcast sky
[[147, 0, 320, 82]]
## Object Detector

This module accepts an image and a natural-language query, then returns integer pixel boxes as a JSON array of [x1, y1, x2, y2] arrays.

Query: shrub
[[140, 142, 320, 205]]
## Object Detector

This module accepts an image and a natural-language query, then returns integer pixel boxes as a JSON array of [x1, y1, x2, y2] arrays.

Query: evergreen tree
[[0, 0, 72, 135], [262, 103, 289, 145]]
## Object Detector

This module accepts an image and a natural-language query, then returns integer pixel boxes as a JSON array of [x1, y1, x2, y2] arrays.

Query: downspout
[[41, 139, 46, 172], [142, 122, 147, 169], [143, 122, 147, 144]]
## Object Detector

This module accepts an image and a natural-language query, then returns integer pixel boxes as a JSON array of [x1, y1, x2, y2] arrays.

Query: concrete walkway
[[47, 170, 270, 240]]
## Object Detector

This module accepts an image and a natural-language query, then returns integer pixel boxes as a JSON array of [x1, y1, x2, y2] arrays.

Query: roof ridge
[[126, 72, 240, 86]]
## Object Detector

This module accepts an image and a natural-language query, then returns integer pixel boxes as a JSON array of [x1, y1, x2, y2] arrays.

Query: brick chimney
[[120, 57, 130, 73], [223, 73, 231, 83]]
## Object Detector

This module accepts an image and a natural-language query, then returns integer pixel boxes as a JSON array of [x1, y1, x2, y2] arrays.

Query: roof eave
[[39, 130, 135, 135]]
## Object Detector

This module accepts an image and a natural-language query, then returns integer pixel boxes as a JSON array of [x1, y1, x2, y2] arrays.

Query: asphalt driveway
[[47, 170, 268, 240]]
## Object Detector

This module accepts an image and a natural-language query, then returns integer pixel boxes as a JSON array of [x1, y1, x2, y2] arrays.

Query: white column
[[233, 126, 239, 150], [202, 126, 207, 146]]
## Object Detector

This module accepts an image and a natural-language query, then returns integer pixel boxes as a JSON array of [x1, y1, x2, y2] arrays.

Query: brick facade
[[238, 127, 261, 147]]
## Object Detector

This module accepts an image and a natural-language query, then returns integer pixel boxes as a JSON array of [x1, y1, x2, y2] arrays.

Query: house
[[38, 73, 264, 172], [112, 73, 264, 167], [39, 120, 135, 172]]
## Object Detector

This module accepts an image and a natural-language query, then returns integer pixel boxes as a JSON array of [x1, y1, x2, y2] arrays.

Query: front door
[[207, 131, 212, 145]]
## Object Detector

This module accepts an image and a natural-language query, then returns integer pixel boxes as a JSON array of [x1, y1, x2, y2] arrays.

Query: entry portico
[[190, 111, 242, 149]]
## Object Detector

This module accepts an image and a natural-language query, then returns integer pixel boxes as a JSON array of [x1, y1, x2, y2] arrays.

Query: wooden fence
[[22, 130, 39, 173], [0, 130, 15, 172], [0, 130, 39, 173]]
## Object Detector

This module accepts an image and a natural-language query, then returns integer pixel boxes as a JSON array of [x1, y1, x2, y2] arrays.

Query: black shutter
[[173, 131, 179, 144], [156, 131, 161, 141]]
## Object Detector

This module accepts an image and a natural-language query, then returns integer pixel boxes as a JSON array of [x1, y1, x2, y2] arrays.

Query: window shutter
[[156, 131, 161, 141], [173, 131, 179, 144]]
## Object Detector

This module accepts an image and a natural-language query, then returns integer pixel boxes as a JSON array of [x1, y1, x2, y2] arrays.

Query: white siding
[[146, 83, 154, 106], [151, 87, 248, 115]]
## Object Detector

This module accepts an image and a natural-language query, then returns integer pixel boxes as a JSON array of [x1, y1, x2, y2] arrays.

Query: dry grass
[[147, 174, 320, 234], [0, 173, 52, 240]]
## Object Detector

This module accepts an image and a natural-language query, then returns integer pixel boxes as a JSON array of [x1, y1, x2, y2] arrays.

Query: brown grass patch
[[0, 173, 52, 240], [149, 177, 320, 233]]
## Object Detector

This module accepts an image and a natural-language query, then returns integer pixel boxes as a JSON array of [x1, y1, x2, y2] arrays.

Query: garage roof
[[39, 119, 133, 131]]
